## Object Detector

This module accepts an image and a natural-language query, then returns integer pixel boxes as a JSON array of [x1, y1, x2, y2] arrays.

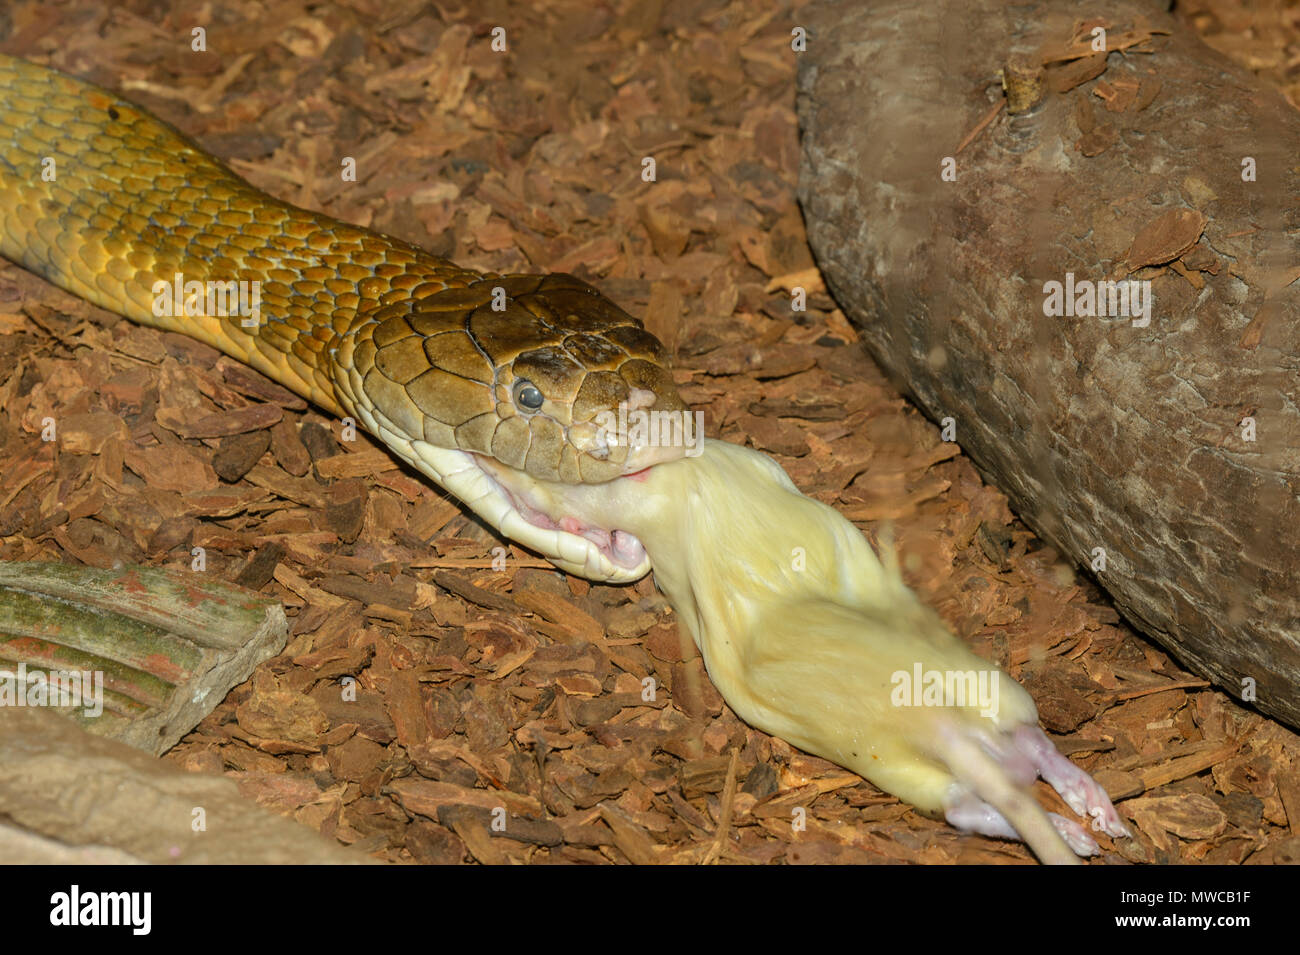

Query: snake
[[0, 55, 686, 581]]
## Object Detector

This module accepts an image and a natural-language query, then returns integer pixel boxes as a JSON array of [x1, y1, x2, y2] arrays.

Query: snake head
[[333, 272, 688, 581], [338, 272, 689, 483], [507, 343, 690, 483], [493, 275, 691, 483]]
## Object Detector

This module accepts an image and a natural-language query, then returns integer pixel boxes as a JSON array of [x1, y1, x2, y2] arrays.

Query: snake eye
[[512, 379, 545, 413]]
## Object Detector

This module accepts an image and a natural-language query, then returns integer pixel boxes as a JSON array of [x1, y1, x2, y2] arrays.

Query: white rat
[[475, 437, 1130, 863]]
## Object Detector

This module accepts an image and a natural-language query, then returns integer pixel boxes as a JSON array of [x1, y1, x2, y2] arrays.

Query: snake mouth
[[344, 404, 652, 582], [467, 452, 650, 579], [397, 435, 650, 582]]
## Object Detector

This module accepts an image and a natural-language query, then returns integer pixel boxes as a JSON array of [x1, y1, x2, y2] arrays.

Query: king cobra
[[1, 57, 1131, 862], [0, 55, 685, 582]]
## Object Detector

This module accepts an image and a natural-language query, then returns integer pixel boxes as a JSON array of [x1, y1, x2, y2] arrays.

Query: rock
[[0, 707, 367, 863], [796, 0, 1300, 722]]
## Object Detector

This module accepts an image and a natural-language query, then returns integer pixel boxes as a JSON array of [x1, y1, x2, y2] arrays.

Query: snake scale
[[0, 55, 686, 580]]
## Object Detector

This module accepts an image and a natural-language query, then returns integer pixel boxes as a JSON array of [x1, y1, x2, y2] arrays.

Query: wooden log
[[0, 561, 287, 753], [796, 0, 1300, 722]]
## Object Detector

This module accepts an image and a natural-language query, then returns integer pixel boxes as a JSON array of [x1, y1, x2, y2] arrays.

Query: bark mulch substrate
[[0, 0, 1297, 864]]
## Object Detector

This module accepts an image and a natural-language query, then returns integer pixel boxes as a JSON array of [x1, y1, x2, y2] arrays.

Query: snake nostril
[[512, 379, 544, 413]]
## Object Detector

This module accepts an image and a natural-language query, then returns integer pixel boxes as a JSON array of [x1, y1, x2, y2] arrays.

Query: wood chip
[[1125, 208, 1208, 272]]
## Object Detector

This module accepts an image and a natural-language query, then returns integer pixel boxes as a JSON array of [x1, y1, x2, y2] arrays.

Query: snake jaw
[[468, 452, 651, 582], [328, 384, 649, 581]]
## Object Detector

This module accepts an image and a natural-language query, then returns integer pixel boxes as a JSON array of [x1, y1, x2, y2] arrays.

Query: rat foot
[[936, 719, 1129, 864], [1010, 725, 1131, 838], [944, 788, 1102, 856], [934, 722, 1081, 864]]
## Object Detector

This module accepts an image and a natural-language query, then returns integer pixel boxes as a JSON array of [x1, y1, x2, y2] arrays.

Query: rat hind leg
[[933, 721, 1082, 865], [944, 786, 1102, 857]]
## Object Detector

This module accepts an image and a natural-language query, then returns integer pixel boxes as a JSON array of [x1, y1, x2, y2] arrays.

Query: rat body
[[482, 437, 1129, 862]]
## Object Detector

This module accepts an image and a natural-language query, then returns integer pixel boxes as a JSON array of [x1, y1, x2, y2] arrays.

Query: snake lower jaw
[[464, 452, 651, 583]]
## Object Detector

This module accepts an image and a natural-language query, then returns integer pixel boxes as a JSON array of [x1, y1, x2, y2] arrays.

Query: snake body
[[0, 55, 685, 580]]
